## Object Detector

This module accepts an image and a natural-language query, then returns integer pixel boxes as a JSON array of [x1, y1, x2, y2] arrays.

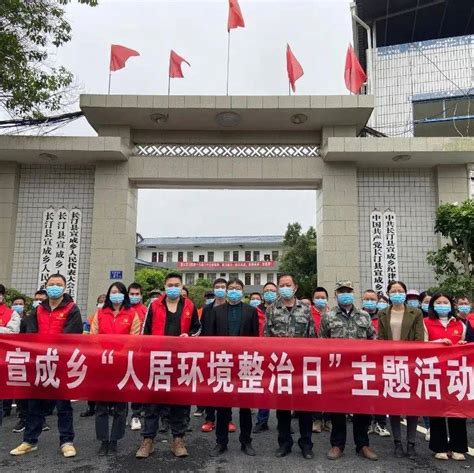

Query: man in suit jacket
[[206, 278, 259, 457]]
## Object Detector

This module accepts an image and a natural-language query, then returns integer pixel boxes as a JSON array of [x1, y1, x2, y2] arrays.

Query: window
[[223, 251, 230, 262], [166, 251, 173, 262], [272, 250, 279, 261], [245, 251, 251, 261], [185, 273, 195, 285], [229, 272, 239, 280], [245, 273, 251, 285], [253, 251, 260, 261], [199, 255, 205, 262], [158, 252, 164, 262], [178, 251, 184, 262], [187, 251, 193, 262], [151, 252, 157, 262], [220, 273, 226, 278], [264, 254, 271, 261], [254, 273, 261, 285], [208, 251, 214, 262], [198, 273, 204, 279], [233, 251, 239, 261], [207, 273, 217, 281], [267, 273, 274, 283]]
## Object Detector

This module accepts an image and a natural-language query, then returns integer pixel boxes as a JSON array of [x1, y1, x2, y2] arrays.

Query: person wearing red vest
[[424, 292, 468, 462], [10, 273, 82, 459], [249, 292, 265, 336], [90, 282, 140, 456], [136, 272, 200, 460], [0, 283, 21, 334], [127, 282, 148, 431], [456, 296, 473, 322]]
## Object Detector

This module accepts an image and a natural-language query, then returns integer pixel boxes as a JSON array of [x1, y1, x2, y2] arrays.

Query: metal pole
[[226, 31, 231, 96], [108, 71, 112, 94], [168, 75, 171, 96]]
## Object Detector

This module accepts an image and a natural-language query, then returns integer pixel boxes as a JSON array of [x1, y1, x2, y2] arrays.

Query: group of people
[[0, 274, 473, 463]]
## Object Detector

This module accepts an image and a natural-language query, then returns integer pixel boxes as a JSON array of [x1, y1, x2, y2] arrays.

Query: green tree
[[427, 199, 474, 299], [0, 0, 97, 118], [5, 287, 33, 313], [279, 223, 317, 298], [134, 267, 169, 302]]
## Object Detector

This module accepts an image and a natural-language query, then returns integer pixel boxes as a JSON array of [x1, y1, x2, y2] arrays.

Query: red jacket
[[256, 305, 266, 337], [134, 303, 148, 325], [0, 304, 14, 327], [92, 306, 140, 335], [424, 317, 465, 344], [37, 301, 75, 335], [467, 313, 474, 330], [310, 306, 322, 333], [150, 295, 195, 336]]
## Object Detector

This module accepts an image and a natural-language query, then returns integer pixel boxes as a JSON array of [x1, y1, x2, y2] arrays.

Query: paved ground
[[0, 403, 472, 472]]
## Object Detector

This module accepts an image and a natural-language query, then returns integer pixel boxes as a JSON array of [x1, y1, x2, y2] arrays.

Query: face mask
[[46, 285, 64, 299], [205, 298, 215, 305], [407, 299, 420, 308], [249, 299, 261, 308], [12, 305, 24, 315], [337, 293, 354, 306], [165, 287, 181, 300], [109, 293, 125, 305], [33, 300, 42, 309], [458, 304, 472, 314], [279, 287, 294, 300], [434, 303, 451, 318], [263, 291, 277, 303], [227, 289, 243, 303], [362, 300, 377, 311], [390, 293, 406, 305], [97, 303, 104, 309], [421, 303, 430, 312], [0, 295, 4, 303], [377, 302, 389, 310], [313, 298, 327, 309], [129, 295, 142, 305], [214, 288, 226, 299]]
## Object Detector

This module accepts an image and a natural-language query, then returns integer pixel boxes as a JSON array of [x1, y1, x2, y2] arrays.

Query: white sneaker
[[450, 452, 466, 461], [368, 424, 375, 434], [425, 429, 430, 442], [434, 452, 449, 460], [130, 417, 142, 431], [374, 423, 391, 437]]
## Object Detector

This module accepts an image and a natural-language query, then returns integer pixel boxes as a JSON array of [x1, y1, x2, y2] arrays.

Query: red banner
[[0, 335, 473, 418], [177, 261, 276, 268]]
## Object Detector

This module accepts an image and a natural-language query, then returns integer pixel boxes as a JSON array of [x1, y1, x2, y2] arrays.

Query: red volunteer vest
[[0, 304, 14, 327], [371, 317, 379, 331], [257, 306, 266, 337], [37, 302, 75, 334], [134, 303, 148, 324], [310, 306, 322, 333], [467, 314, 474, 330], [97, 306, 137, 335], [151, 295, 194, 336], [424, 317, 464, 344]]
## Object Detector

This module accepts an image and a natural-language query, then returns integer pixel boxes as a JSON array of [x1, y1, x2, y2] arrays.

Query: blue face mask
[[421, 303, 430, 312], [434, 303, 451, 318], [313, 298, 327, 309], [279, 287, 294, 300], [205, 298, 215, 305], [263, 291, 277, 303], [362, 300, 377, 311], [214, 288, 226, 299], [390, 293, 406, 305], [165, 287, 181, 300], [129, 295, 141, 305], [46, 285, 64, 300], [12, 305, 24, 315], [458, 304, 472, 314], [33, 300, 41, 309], [109, 293, 125, 305], [377, 302, 389, 310], [227, 289, 243, 303], [249, 299, 261, 308], [337, 292, 354, 306], [407, 299, 420, 308]]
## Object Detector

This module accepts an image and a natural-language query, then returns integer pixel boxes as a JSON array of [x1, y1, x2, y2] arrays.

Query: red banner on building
[[0, 335, 473, 418], [177, 261, 276, 269]]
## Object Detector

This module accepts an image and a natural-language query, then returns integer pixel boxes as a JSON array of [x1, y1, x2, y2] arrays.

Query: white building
[[136, 235, 284, 293]]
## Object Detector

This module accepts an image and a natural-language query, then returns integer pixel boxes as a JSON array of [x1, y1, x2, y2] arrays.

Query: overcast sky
[[54, 0, 353, 237]]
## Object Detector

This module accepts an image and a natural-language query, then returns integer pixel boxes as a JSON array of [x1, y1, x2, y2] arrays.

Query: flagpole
[[288, 81, 291, 96], [226, 30, 231, 96], [108, 71, 112, 94], [168, 75, 171, 96]]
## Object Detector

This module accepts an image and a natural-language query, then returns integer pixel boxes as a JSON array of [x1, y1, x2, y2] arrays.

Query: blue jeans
[[257, 409, 270, 424], [24, 399, 74, 446]]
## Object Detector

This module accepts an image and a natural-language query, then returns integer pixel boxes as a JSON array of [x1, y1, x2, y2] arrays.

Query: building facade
[[136, 235, 284, 293]]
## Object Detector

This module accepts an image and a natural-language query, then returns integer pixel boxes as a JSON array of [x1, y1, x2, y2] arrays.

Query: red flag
[[344, 44, 367, 94], [109, 44, 140, 72], [169, 50, 191, 78], [227, 0, 245, 31], [286, 44, 304, 93]]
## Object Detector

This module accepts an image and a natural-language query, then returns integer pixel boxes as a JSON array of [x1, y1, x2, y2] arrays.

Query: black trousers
[[277, 410, 313, 450], [205, 406, 216, 423], [142, 404, 188, 439], [429, 417, 468, 453], [131, 402, 143, 418], [216, 407, 252, 446], [330, 413, 370, 452], [95, 402, 128, 442], [16, 399, 28, 420]]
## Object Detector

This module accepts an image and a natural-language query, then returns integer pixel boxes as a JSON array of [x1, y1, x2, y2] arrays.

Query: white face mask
[[97, 303, 104, 309], [0, 294, 4, 304]]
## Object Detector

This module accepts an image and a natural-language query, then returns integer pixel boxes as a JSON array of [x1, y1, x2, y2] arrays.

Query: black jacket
[[466, 320, 474, 343], [205, 302, 259, 337], [22, 293, 83, 334]]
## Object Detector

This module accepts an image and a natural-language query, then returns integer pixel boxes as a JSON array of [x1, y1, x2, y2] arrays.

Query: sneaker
[[130, 417, 141, 431], [253, 422, 269, 433], [312, 420, 322, 433], [12, 420, 25, 433], [450, 452, 466, 461], [171, 437, 188, 457], [61, 442, 77, 458], [323, 420, 332, 432], [10, 442, 38, 456], [42, 421, 50, 432], [107, 440, 117, 455], [80, 408, 95, 417], [98, 441, 108, 456], [368, 423, 375, 434], [374, 423, 391, 437], [201, 421, 215, 432], [194, 407, 204, 417], [136, 438, 154, 458], [424, 429, 430, 442], [228, 422, 236, 433], [434, 452, 449, 460]]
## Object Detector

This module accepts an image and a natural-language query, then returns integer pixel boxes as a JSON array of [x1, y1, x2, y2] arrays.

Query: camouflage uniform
[[319, 305, 376, 340], [264, 297, 316, 338]]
